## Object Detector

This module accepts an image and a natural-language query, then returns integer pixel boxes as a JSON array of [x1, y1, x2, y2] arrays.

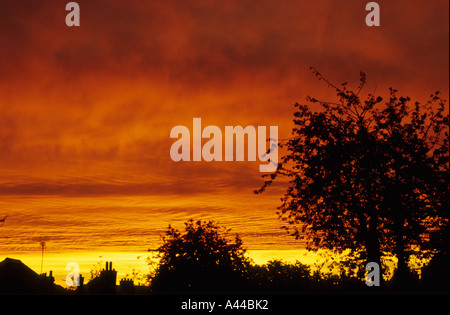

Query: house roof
[[0, 257, 65, 294]]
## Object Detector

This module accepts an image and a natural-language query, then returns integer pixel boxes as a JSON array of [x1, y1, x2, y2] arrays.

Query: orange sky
[[0, 0, 449, 282], [1, 0, 448, 194]]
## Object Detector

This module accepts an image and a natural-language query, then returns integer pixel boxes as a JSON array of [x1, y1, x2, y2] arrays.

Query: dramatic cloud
[[0, 0, 448, 197]]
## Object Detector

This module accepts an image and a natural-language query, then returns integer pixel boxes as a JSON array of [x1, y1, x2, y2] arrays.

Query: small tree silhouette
[[150, 219, 252, 294]]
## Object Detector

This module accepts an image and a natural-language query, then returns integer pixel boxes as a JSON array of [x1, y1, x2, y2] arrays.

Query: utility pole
[[40, 241, 46, 275]]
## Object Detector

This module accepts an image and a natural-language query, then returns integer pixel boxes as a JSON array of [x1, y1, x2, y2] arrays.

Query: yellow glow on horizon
[[1, 249, 322, 288]]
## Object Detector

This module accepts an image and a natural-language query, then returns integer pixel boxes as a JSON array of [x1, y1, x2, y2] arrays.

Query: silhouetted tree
[[257, 68, 449, 284], [150, 219, 252, 294]]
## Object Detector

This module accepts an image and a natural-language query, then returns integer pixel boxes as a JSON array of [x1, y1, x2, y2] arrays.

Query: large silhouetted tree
[[150, 219, 252, 294], [257, 68, 449, 283]]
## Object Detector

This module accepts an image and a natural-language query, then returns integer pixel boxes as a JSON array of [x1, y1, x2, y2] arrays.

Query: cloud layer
[[0, 0, 448, 197]]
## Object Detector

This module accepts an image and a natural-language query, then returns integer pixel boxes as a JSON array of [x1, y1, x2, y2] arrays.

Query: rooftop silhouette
[[0, 257, 65, 294]]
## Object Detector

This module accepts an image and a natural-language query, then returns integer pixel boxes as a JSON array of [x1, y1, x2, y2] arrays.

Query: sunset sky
[[0, 0, 448, 286]]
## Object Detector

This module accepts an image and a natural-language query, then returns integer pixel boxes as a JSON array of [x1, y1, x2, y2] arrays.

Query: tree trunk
[[394, 233, 410, 287], [365, 232, 383, 286], [358, 209, 383, 287], [392, 186, 410, 287]]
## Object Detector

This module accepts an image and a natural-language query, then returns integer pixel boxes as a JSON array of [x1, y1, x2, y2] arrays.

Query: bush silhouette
[[150, 219, 252, 294], [249, 260, 314, 293]]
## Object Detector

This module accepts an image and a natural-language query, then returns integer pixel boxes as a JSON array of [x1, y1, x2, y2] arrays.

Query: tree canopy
[[150, 219, 252, 294], [257, 69, 449, 280]]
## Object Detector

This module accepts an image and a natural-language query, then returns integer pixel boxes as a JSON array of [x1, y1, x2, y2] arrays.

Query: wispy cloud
[[0, 0, 448, 199]]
